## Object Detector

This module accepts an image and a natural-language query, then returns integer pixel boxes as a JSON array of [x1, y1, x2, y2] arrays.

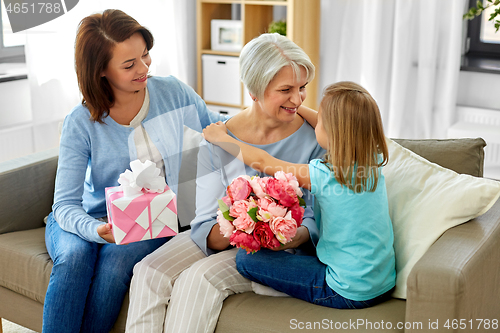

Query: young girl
[[202, 81, 396, 309]]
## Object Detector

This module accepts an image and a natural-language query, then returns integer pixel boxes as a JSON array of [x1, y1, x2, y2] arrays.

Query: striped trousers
[[125, 230, 252, 333]]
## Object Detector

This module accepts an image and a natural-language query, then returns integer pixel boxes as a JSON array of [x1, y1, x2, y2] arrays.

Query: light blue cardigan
[[52, 76, 226, 243]]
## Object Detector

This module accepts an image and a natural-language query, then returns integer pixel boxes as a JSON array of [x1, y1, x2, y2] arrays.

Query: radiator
[[0, 121, 61, 164], [448, 106, 500, 179], [0, 124, 34, 163]]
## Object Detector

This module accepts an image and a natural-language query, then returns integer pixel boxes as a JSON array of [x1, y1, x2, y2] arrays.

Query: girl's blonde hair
[[320, 81, 388, 193]]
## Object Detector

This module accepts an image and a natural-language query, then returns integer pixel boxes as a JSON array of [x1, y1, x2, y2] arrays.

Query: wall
[[0, 79, 31, 128], [454, 71, 500, 179], [0, 78, 33, 163], [0, 78, 60, 163], [457, 71, 500, 110]]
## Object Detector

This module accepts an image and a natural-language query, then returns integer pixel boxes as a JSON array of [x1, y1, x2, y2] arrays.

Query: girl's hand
[[272, 226, 309, 251], [202, 121, 228, 144], [97, 223, 116, 243]]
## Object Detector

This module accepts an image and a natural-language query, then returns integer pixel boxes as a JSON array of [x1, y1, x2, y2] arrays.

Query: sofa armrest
[[0, 148, 59, 234], [405, 197, 500, 332]]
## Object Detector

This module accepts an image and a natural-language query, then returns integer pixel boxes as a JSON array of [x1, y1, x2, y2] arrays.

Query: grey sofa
[[1, 138, 499, 333]]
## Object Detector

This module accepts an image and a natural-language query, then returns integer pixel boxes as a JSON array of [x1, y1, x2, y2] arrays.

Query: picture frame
[[211, 19, 243, 52]]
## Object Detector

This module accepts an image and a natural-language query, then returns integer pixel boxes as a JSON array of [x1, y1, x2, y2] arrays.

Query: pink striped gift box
[[105, 185, 178, 245]]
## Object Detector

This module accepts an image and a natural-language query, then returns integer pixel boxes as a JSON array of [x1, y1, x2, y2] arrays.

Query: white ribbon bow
[[118, 160, 167, 197]]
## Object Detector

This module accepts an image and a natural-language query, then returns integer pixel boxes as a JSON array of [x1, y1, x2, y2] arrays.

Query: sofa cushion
[[215, 292, 407, 333], [0, 227, 52, 303], [384, 138, 500, 299], [0, 148, 58, 234], [393, 138, 485, 177]]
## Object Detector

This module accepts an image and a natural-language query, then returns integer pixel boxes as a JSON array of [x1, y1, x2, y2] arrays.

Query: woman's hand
[[202, 121, 228, 144], [97, 223, 116, 243], [207, 223, 231, 251], [272, 226, 310, 251]]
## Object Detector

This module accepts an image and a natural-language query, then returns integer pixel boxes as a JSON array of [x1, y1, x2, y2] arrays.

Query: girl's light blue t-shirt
[[309, 159, 396, 301]]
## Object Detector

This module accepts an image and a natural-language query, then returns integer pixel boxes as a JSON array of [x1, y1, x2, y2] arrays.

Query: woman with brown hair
[[43, 9, 225, 333]]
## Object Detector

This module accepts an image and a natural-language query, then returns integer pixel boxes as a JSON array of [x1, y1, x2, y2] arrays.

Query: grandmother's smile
[[281, 106, 298, 113]]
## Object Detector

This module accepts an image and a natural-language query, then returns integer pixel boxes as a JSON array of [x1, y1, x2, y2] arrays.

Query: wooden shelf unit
[[196, 0, 320, 110]]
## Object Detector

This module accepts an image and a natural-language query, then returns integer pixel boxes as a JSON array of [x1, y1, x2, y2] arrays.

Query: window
[[466, 1, 500, 55], [0, 0, 25, 63]]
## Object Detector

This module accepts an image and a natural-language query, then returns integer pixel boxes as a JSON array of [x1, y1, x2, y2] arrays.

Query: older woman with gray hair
[[126, 33, 325, 333]]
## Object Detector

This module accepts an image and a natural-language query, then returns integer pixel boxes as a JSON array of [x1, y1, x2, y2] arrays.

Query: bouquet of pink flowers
[[217, 171, 306, 254]]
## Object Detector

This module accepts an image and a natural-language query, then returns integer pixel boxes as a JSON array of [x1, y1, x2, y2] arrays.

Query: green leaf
[[217, 199, 235, 221], [477, 0, 484, 9], [298, 196, 307, 208], [223, 211, 235, 221], [268, 20, 287, 36], [218, 199, 229, 212], [247, 207, 259, 223], [463, 11, 474, 20]]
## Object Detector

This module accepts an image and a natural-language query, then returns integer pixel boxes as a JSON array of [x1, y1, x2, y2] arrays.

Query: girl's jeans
[[42, 213, 169, 333], [236, 248, 393, 309]]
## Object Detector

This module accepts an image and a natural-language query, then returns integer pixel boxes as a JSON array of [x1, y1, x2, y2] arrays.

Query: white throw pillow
[[384, 138, 500, 299]]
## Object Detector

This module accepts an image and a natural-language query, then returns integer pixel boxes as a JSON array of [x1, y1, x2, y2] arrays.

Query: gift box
[[105, 160, 178, 245]]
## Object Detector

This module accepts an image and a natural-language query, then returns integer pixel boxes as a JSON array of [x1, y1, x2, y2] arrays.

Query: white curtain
[[319, 0, 467, 139], [25, 0, 197, 151]]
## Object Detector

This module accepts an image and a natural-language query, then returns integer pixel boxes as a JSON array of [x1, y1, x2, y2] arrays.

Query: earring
[[253, 98, 257, 102]]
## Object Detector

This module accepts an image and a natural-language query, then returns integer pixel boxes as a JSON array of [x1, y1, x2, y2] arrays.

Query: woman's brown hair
[[320, 81, 388, 193], [74, 9, 154, 122]]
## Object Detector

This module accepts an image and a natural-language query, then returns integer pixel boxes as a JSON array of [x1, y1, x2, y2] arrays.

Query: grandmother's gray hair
[[239, 33, 315, 100]]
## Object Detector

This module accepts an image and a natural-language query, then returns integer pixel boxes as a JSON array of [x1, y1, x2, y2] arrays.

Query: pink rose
[[229, 200, 251, 219], [258, 201, 287, 222], [266, 178, 283, 202], [250, 176, 268, 198], [217, 210, 235, 238], [222, 195, 232, 207], [257, 197, 273, 210], [270, 211, 297, 244], [253, 222, 281, 249], [266, 202, 287, 218], [257, 197, 273, 222], [227, 176, 252, 203], [232, 214, 256, 234], [289, 203, 305, 227], [267, 178, 299, 207], [257, 208, 272, 222], [281, 185, 299, 207], [230, 230, 261, 254], [275, 171, 303, 197]]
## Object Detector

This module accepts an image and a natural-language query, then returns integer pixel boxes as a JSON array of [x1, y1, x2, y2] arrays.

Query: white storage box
[[207, 104, 241, 118], [202, 55, 241, 106]]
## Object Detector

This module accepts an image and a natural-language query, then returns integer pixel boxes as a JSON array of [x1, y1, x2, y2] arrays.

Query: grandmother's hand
[[97, 223, 116, 243], [202, 121, 228, 144], [272, 226, 309, 251]]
